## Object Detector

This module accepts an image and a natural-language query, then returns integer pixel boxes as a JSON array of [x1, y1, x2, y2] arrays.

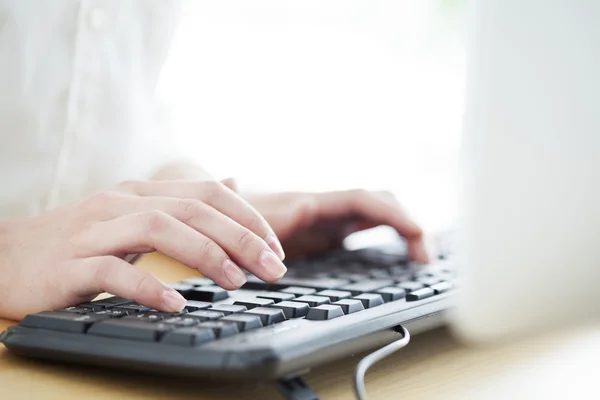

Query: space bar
[[242, 276, 349, 291]]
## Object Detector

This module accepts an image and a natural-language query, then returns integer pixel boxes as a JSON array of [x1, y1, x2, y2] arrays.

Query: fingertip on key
[[260, 249, 287, 281]]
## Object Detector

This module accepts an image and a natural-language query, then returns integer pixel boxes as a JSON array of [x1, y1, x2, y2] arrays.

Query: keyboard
[[0, 246, 455, 381]]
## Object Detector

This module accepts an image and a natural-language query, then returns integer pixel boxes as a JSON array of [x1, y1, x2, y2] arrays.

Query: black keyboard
[[0, 246, 455, 381]]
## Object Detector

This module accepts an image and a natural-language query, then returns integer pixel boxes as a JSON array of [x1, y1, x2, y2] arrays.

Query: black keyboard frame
[[0, 247, 453, 380]]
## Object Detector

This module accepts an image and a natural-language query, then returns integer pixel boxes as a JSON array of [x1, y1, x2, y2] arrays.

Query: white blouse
[[0, 0, 183, 218]]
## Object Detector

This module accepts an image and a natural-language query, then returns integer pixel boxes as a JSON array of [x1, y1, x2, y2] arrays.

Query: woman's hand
[[0, 180, 286, 320], [247, 190, 428, 263]]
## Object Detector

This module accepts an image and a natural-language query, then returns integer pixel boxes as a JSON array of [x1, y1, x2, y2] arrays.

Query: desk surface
[[1, 253, 597, 399]]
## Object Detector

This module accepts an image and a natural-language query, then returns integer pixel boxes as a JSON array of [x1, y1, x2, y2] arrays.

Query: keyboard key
[[88, 319, 174, 341], [243, 276, 348, 291], [245, 307, 286, 325], [61, 306, 95, 314], [21, 312, 111, 333], [256, 292, 296, 303], [187, 287, 229, 302], [87, 296, 130, 308], [334, 273, 370, 282], [280, 286, 316, 296], [430, 281, 452, 294], [208, 304, 248, 315], [316, 290, 352, 302], [339, 280, 395, 296], [331, 299, 365, 314], [93, 309, 129, 318], [352, 294, 384, 309], [184, 301, 213, 312], [306, 305, 344, 321], [161, 327, 215, 346], [270, 301, 310, 319], [233, 298, 274, 309], [182, 277, 216, 286], [293, 295, 331, 307], [162, 316, 199, 327], [114, 303, 151, 313], [187, 310, 225, 321], [220, 314, 263, 331], [197, 321, 239, 338], [167, 283, 194, 295], [397, 281, 425, 292], [406, 287, 435, 301], [376, 287, 406, 302], [418, 277, 442, 287]]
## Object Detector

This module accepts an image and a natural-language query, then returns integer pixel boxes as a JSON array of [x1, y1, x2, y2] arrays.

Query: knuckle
[[115, 180, 140, 193], [198, 239, 221, 261], [199, 180, 225, 203], [237, 230, 258, 252], [177, 199, 210, 224], [292, 196, 318, 224], [142, 210, 170, 234], [133, 273, 153, 296]]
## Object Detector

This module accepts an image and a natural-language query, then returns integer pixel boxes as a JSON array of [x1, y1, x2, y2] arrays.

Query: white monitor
[[450, 0, 600, 342]]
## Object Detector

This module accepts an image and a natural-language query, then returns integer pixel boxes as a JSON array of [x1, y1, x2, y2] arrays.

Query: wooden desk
[[1, 253, 597, 399]]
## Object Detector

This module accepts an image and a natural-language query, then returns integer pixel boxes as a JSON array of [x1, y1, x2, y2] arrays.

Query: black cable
[[353, 325, 411, 400]]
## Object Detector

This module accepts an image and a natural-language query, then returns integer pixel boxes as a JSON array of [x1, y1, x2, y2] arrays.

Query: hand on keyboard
[[0, 179, 286, 320], [247, 190, 428, 263]]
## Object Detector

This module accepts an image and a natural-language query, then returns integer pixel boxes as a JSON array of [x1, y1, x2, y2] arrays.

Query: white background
[[159, 0, 466, 233]]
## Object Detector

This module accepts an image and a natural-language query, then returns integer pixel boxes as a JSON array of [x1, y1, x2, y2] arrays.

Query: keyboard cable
[[353, 325, 411, 400]]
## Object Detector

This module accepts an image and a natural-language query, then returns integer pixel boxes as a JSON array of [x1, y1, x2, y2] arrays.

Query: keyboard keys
[[316, 290, 352, 302], [182, 277, 216, 286], [167, 283, 194, 295], [334, 273, 370, 282], [162, 316, 199, 327], [352, 294, 384, 309], [293, 295, 331, 307], [208, 304, 248, 315], [270, 301, 310, 319], [306, 305, 344, 321], [126, 311, 173, 322], [430, 281, 452, 294], [21, 312, 111, 333], [88, 319, 174, 341], [184, 301, 213, 312], [234, 298, 275, 309], [406, 287, 435, 301], [280, 286, 316, 296], [397, 281, 425, 292], [197, 321, 239, 338], [256, 292, 296, 303], [245, 307, 286, 325], [331, 299, 364, 314], [376, 287, 406, 302], [187, 287, 229, 302], [339, 280, 395, 296], [161, 327, 215, 346], [187, 310, 225, 321], [220, 314, 263, 331]]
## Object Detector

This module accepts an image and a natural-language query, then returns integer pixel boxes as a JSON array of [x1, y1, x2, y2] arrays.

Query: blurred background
[[158, 0, 467, 234]]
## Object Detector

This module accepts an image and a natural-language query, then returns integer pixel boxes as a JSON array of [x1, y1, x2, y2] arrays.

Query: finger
[[115, 180, 285, 259], [74, 256, 187, 312], [72, 211, 249, 290], [89, 197, 287, 282], [313, 190, 429, 263], [221, 177, 237, 192]]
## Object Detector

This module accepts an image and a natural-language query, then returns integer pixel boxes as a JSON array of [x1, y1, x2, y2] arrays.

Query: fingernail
[[265, 233, 285, 260], [223, 259, 247, 288], [260, 249, 287, 280], [161, 288, 187, 312]]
